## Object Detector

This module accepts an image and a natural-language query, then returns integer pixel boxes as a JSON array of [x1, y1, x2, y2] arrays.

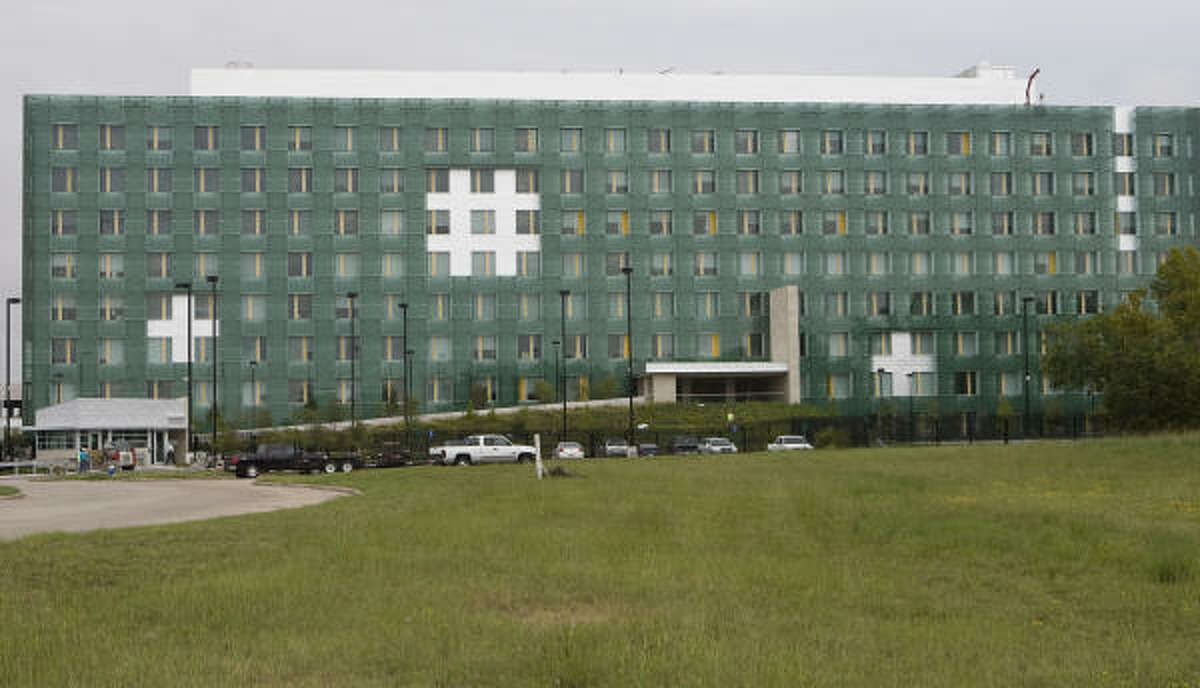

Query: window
[[1153, 172, 1176, 196], [289, 210, 311, 236], [473, 294, 496, 320], [426, 209, 450, 235], [652, 334, 674, 359], [820, 130, 843, 155], [98, 339, 124, 367], [288, 252, 313, 278], [693, 211, 718, 236], [562, 210, 585, 235], [1075, 251, 1100, 275], [145, 293, 171, 320], [994, 251, 1016, 275], [825, 292, 849, 317], [98, 167, 125, 192], [606, 170, 628, 193], [954, 332, 978, 355], [737, 210, 761, 235], [647, 128, 671, 153], [946, 131, 971, 155], [1077, 290, 1100, 315], [739, 252, 762, 276], [950, 212, 973, 236], [242, 295, 266, 322], [52, 123, 78, 150], [516, 209, 540, 235], [432, 293, 452, 320], [469, 169, 494, 193], [954, 371, 978, 396], [1153, 133, 1174, 158], [470, 210, 496, 235], [697, 334, 720, 359], [517, 293, 539, 320], [865, 171, 887, 195], [909, 211, 931, 235], [428, 335, 451, 362], [1114, 172, 1135, 195], [147, 253, 172, 279], [1072, 172, 1095, 196], [1073, 212, 1096, 236], [287, 126, 312, 151], [868, 291, 891, 316], [783, 253, 805, 275], [865, 130, 887, 155], [425, 127, 447, 153], [1030, 132, 1053, 156], [469, 127, 494, 153], [604, 128, 626, 153], [950, 251, 974, 275], [649, 210, 672, 235], [515, 168, 538, 193], [426, 168, 449, 193], [865, 211, 888, 236], [907, 131, 928, 156], [560, 127, 583, 153], [991, 211, 1014, 236], [241, 125, 265, 151], [826, 373, 851, 399], [1154, 212, 1178, 236], [95, 209, 124, 235], [52, 167, 77, 192], [147, 168, 172, 193], [1034, 212, 1056, 236], [608, 292, 628, 318], [95, 252, 123, 280], [1031, 172, 1054, 196], [381, 253, 404, 278], [50, 210, 77, 236], [605, 210, 630, 236], [561, 169, 584, 193], [194, 125, 219, 150], [948, 172, 972, 196], [825, 252, 848, 276], [288, 294, 313, 321], [1116, 212, 1137, 235], [779, 130, 802, 153], [514, 127, 538, 153], [1071, 132, 1094, 156], [50, 295, 75, 320], [822, 211, 847, 236], [146, 338, 170, 365], [427, 252, 450, 277], [694, 252, 718, 277], [518, 334, 542, 360], [98, 295, 124, 321], [653, 292, 675, 319], [910, 252, 932, 276], [288, 168, 312, 193], [192, 209, 218, 236], [991, 172, 1012, 196], [561, 252, 584, 278], [606, 251, 630, 276], [820, 170, 844, 195], [691, 129, 714, 153], [910, 292, 934, 316], [378, 126, 403, 152], [867, 252, 891, 276], [239, 168, 265, 193], [473, 335, 497, 361], [779, 170, 802, 194], [648, 169, 673, 193], [381, 210, 405, 236], [907, 172, 929, 195], [828, 333, 850, 357], [780, 210, 803, 236], [696, 292, 719, 319], [287, 379, 313, 405], [471, 251, 496, 277], [650, 252, 673, 276], [990, 131, 1011, 156], [516, 251, 540, 277], [335, 168, 359, 193], [1034, 251, 1059, 275], [735, 129, 759, 154]]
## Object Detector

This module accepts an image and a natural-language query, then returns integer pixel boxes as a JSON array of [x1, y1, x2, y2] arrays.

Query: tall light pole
[[6, 297, 20, 471], [906, 371, 915, 443], [552, 339, 561, 438], [206, 275, 219, 442], [347, 291, 358, 426], [174, 281, 193, 456], [248, 360, 257, 428], [876, 367, 886, 443], [622, 266, 634, 452], [559, 289, 569, 442], [400, 302, 409, 448], [1022, 296, 1036, 439]]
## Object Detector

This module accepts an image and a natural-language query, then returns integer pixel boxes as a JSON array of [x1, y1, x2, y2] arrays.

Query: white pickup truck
[[429, 434, 538, 466], [766, 435, 814, 451]]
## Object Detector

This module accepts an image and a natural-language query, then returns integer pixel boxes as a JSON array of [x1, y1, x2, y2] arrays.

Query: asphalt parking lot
[[0, 477, 349, 540]]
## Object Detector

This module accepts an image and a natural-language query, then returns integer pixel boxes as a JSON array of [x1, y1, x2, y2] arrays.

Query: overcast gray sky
[[4, 0, 1199, 382]]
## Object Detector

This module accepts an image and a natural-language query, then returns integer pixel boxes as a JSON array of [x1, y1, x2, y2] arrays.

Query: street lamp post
[[6, 296, 20, 468], [553, 339, 561, 439], [559, 289, 569, 442], [1022, 296, 1036, 439], [174, 282, 194, 457], [206, 275, 219, 444], [876, 367, 886, 443], [906, 372, 915, 443], [248, 360, 257, 428], [400, 302, 409, 448], [621, 266, 634, 453], [347, 292, 358, 427]]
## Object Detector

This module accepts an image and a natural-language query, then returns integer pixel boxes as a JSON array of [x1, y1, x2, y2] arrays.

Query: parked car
[[767, 435, 814, 451], [553, 441, 586, 459], [227, 443, 345, 478], [603, 438, 629, 457], [699, 437, 738, 454], [670, 436, 701, 455], [638, 443, 659, 457], [428, 434, 538, 466]]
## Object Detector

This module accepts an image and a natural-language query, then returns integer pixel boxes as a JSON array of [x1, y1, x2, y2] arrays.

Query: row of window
[[45, 246, 1158, 286], [49, 166, 1188, 197], [45, 207, 1187, 238], [50, 124, 1184, 158]]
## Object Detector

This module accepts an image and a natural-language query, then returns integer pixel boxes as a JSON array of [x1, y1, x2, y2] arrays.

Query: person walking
[[78, 446, 89, 473]]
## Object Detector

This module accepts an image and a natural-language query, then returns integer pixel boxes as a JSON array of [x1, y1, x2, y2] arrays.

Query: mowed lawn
[[3, 436, 1199, 687]]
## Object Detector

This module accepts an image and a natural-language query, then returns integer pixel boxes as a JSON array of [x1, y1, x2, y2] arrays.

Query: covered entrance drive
[[30, 398, 187, 468], [642, 362, 789, 404]]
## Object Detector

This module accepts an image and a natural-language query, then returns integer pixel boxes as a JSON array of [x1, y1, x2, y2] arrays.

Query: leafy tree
[[1044, 247, 1200, 430]]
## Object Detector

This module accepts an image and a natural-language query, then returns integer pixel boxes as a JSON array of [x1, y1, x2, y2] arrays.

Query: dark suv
[[670, 436, 700, 455]]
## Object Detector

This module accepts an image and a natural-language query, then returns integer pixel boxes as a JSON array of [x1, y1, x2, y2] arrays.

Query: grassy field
[[2, 436, 1199, 686], [0, 485, 18, 497]]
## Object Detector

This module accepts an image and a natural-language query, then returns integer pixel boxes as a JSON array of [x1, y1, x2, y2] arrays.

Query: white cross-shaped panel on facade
[[146, 294, 218, 364], [425, 169, 540, 277]]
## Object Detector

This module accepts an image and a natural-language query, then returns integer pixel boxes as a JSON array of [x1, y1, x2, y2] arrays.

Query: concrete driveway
[[0, 477, 350, 540]]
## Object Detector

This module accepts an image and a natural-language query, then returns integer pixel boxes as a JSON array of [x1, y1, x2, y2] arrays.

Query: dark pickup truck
[[227, 444, 357, 478]]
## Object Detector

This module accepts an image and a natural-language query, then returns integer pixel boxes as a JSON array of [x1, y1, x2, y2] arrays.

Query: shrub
[[813, 427, 852, 449]]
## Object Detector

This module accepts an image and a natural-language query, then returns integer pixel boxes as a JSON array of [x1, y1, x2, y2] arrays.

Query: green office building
[[21, 65, 1200, 431]]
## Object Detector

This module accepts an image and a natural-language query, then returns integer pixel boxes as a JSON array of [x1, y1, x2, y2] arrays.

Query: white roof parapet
[[190, 66, 1027, 105], [644, 362, 789, 376], [32, 398, 187, 432]]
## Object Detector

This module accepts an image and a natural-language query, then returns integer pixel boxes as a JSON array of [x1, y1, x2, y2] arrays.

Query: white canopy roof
[[33, 398, 187, 432]]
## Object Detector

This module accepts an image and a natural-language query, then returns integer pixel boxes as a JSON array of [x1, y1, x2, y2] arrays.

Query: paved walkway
[[0, 477, 349, 540]]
